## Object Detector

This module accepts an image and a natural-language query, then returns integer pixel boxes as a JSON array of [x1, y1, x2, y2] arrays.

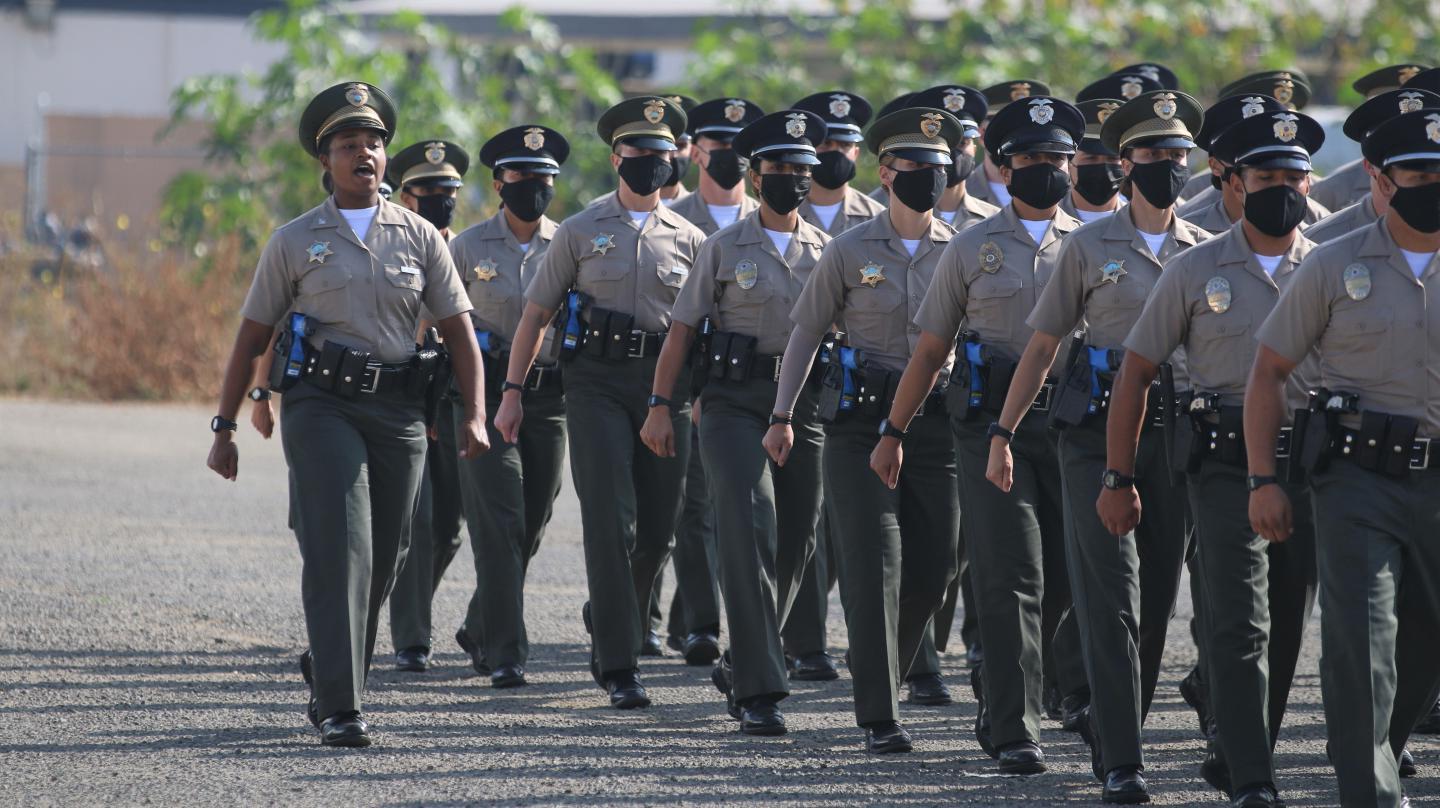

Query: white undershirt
[[1074, 207, 1112, 224], [1019, 218, 1050, 245], [708, 204, 742, 229], [937, 209, 958, 225], [900, 238, 921, 256], [517, 242, 531, 255], [1401, 249, 1437, 278], [1138, 230, 1168, 259], [661, 197, 679, 207], [1254, 253, 1284, 276], [989, 181, 1013, 208], [339, 205, 378, 242], [628, 209, 651, 225], [809, 201, 841, 230], [763, 228, 793, 256]]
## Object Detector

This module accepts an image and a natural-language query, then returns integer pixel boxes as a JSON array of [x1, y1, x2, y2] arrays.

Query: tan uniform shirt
[[1180, 170, 1215, 202], [670, 211, 831, 355], [916, 204, 1080, 377], [241, 197, 471, 363], [965, 165, 1004, 205], [1304, 194, 1380, 245], [1180, 194, 1331, 236], [1125, 222, 1315, 410], [449, 210, 558, 339], [1257, 216, 1440, 436], [1059, 194, 1125, 222], [589, 184, 692, 209], [667, 191, 759, 236], [937, 194, 1002, 233], [1309, 158, 1371, 213], [799, 186, 887, 236], [790, 212, 955, 376], [524, 193, 707, 333]]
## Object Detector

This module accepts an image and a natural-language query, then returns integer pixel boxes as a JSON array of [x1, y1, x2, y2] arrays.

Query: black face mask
[[1389, 181, 1440, 234], [813, 150, 857, 189], [1129, 159, 1190, 209], [1210, 172, 1223, 192], [618, 154, 673, 196], [665, 155, 691, 187], [759, 173, 812, 215], [1242, 184, 1307, 237], [704, 148, 745, 189], [1007, 163, 1072, 209], [1074, 163, 1125, 206], [415, 194, 456, 230], [945, 152, 977, 188], [890, 166, 946, 213], [499, 177, 556, 223]]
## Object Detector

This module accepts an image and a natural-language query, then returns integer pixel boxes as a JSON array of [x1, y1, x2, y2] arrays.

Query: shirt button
[[909, 324, 920, 333]]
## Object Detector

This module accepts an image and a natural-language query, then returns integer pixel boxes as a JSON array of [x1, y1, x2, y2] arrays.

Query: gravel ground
[[0, 398, 1434, 806]]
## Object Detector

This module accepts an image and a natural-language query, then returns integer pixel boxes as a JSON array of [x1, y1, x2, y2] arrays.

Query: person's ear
[[493, 179, 504, 195], [610, 152, 622, 171]]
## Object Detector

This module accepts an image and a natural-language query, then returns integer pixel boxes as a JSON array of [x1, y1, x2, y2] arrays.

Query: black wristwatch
[[768, 412, 793, 426], [1101, 469, 1135, 490], [986, 421, 1014, 443], [211, 415, 238, 433], [647, 394, 673, 409], [1246, 475, 1279, 492], [501, 380, 526, 394], [248, 387, 271, 402], [877, 418, 908, 440]]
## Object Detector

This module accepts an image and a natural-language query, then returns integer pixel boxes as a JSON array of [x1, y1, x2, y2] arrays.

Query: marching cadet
[[968, 80, 1053, 208], [989, 89, 1210, 803], [640, 109, 830, 735], [906, 85, 999, 230], [1308, 88, 1440, 245], [869, 95, 1086, 775], [207, 81, 488, 746], [447, 125, 571, 688], [1066, 99, 1128, 223], [383, 138, 470, 674], [763, 106, 964, 754], [793, 90, 887, 235], [1176, 94, 1286, 224], [496, 96, 705, 709], [1311, 64, 1430, 212], [664, 96, 767, 665], [867, 93, 916, 203], [1099, 109, 1328, 808], [1246, 107, 1440, 808], [591, 93, 697, 214]]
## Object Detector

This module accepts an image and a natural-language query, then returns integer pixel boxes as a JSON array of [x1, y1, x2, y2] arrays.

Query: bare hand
[[763, 423, 794, 467], [691, 397, 702, 427], [1096, 485, 1141, 537], [641, 407, 677, 457], [494, 394, 523, 444], [985, 438, 1014, 492], [458, 414, 491, 459], [869, 437, 904, 489], [1248, 484, 1293, 543], [249, 399, 275, 439], [208, 435, 238, 480]]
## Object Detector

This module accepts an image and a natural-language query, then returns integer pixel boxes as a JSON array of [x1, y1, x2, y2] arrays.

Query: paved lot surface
[[0, 399, 1434, 806]]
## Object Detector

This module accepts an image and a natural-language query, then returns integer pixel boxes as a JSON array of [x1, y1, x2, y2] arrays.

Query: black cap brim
[[1128, 135, 1196, 150], [407, 177, 464, 189], [616, 136, 678, 152], [1078, 138, 1119, 157], [1389, 157, 1440, 172], [1240, 155, 1312, 171], [888, 148, 952, 165]]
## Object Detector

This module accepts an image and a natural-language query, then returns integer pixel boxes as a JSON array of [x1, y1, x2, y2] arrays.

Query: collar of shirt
[[1361, 215, 1437, 285], [1101, 204, 1201, 265], [859, 209, 952, 262], [990, 201, 1079, 250], [595, 190, 690, 233], [734, 209, 825, 264], [472, 209, 557, 254], [312, 196, 408, 251], [1214, 220, 1312, 288]]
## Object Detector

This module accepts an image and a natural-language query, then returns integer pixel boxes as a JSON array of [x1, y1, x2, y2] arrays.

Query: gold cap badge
[[1010, 82, 1032, 101], [920, 112, 944, 139], [344, 84, 369, 108], [425, 142, 446, 165], [1096, 102, 1121, 123], [1120, 77, 1144, 100], [643, 100, 666, 125], [1153, 93, 1178, 121], [724, 99, 747, 123]]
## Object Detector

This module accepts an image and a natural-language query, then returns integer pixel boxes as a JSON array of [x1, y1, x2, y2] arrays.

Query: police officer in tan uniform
[[903, 85, 999, 231], [1175, 93, 1287, 228], [1099, 110, 1327, 808], [870, 95, 1086, 776], [969, 81, 1054, 208], [1247, 107, 1440, 808], [590, 93, 697, 215], [1067, 73, 1164, 223], [496, 96, 706, 709], [641, 109, 830, 735], [1311, 64, 1430, 212], [206, 81, 488, 746], [989, 89, 1210, 803], [669, 97, 764, 234], [763, 106, 963, 754], [793, 90, 887, 236], [447, 125, 570, 688]]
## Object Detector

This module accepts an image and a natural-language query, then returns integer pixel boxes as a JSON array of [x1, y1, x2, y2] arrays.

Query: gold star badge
[[1099, 259, 1127, 285], [307, 241, 333, 264], [592, 234, 616, 255], [859, 262, 885, 287], [475, 258, 498, 282]]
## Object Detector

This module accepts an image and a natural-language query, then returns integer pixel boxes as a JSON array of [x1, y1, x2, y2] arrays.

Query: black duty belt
[[482, 353, 561, 393], [592, 329, 665, 359], [1031, 381, 1055, 413], [1336, 427, 1437, 471], [303, 349, 417, 397]]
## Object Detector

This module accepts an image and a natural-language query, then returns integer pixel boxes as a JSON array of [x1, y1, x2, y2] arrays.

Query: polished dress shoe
[[640, 630, 667, 657], [864, 720, 913, 754], [996, 740, 1046, 775], [491, 664, 526, 689], [299, 651, 319, 729], [906, 673, 953, 706], [1399, 746, 1417, 778], [1417, 697, 1440, 734], [1060, 692, 1090, 733], [682, 629, 722, 666], [1200, 743, 1231, 794], [394, 646, 430, 672], [788, 652, 839, 681], [1179, 665, 1212, 738], [455, 629, 491, 677], [320, 711, 371, 748], [1230, 782, 1281, 808], [1102, 765, 1150, 804], [739, 697, 787, 736], [604, 669, 651, 709]]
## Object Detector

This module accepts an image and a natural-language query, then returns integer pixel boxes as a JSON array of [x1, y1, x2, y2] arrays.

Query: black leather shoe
[[682, 629, 722, 666], [491, 664, 526, 689], [299, 651, 319, 729], [711, 654, 740, 719], [1399, 746, 1417, 778], [907, 673, 953, 706], [1201, 743, 1232, 794], [970, 666, 994, 757], [1060, 692, 1090, 733], [997, 740, 1046, 775], [454, 629, 491, 677], [789, 652, 839, 681], [740, 697, 787, 736], [1179, 665, 1212, 739], [1417, 698, 1440, 734], [394, 646, 430, 672], [1077, 707, 1104, 782], [864, 721, 913, 754], [319, 711, 371, 748], [1230, 782, 1281, 808], [605, 669, 651, 709], [640, 630, 667, 657], [1102, 766, 1150, 804]]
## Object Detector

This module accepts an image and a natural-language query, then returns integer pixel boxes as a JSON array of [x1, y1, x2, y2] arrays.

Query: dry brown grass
[[0, 240, 253, 401]]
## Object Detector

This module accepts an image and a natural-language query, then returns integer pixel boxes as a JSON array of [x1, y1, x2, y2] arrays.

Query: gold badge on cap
[[1097, 102, 1121, 123], [425, 142, 446, 165], [1241, 96, 1267, 118], [1153, 93, 1178, 120], [829, 94, 852, 119], [943, 88, 967, 113], [724, 99, 747, 123], [1010, 82, 1032, 101], [1028, 98, 1055, 125], [1344, 263, 1371, 301], [475, 258, 498, 282], [1099, 259, 1127, 285], [785, 113, 808, 139], [735, 259, 759, 290], [1272, 113, 1299, 143], [523, 127, 546, 151], [592, 233, 616, 255], [307, 241, 333, 264], [1398, 92, 1425, 114], [979, 241, 1003, 273], [1426, 113, 1440, 144], [643, 99, 666, 125], [920, 112, 944, 138], [859, 261, 886, 287], [1400, 66, 1422, 84], [1120, 76, 1144, 100], [1274, 75, 1295, 106], [345, 84, 369, 108], [1205, 276, 1232, 314]]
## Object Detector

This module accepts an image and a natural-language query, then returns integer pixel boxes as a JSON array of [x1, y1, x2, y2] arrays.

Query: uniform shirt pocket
[[1190, 311, 1253, 388], [658, 262, 690, 289], [296, 265, 352, 323], [845, 284, 905, 339], [384, 262, 426, 293], [1326, 304, 1392, 385], [716, 274, 776, 338]]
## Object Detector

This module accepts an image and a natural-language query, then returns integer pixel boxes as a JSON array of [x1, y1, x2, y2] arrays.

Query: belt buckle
[[1276, 426, 1292, 459], [1410, 437, 1431, 471], [771, 357, 783, 383], [627, 331, 647, 359], [527, 366, 547, 390], [1032, 382, 1053, 412], [359, 362, 382, 394]]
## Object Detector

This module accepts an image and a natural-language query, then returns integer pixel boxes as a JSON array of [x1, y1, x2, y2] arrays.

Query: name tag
[[670, 265, 689, 277], [400, 265, 422, 276]]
